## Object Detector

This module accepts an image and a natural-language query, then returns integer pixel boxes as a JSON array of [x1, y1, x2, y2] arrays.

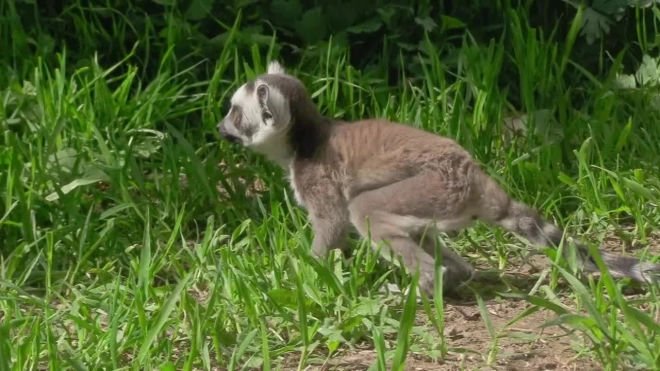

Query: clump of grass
[[2, 3, 660, 371]]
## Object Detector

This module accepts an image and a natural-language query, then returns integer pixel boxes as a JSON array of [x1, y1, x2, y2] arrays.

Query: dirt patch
[[433, 299, 600, 370], [273, 232, 660, 371], [601, 228, 660, 256], [273, 297, 602, 371]]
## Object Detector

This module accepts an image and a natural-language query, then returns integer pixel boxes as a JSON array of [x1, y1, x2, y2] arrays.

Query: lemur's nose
[[217, 122, 240, 143]]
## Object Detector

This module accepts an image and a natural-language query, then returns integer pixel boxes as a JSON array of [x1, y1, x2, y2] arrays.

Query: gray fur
[[217, 60, 660, 297]]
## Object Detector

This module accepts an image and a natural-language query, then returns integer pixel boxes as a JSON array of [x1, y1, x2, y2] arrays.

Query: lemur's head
[[217, 61, 300, 160]]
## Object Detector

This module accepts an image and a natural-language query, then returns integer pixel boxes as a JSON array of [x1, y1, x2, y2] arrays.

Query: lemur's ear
[[267, 60, 286, 74]]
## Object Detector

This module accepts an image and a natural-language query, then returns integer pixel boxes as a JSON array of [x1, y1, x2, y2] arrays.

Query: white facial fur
[[219, 61, 293, 166]]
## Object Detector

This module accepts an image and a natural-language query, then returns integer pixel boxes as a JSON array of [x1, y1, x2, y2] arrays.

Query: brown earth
[[271, 230, 660, 371], [283, 299, 602, 370]]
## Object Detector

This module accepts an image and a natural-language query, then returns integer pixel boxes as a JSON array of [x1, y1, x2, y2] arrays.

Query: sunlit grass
[[2, 3, 660, 371]]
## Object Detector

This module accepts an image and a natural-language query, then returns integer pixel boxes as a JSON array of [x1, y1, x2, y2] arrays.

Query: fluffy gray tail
[[473, 170, 660, 283]]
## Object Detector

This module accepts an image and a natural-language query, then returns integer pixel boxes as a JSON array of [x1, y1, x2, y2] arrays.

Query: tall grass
[[1, 2, 660, 370]]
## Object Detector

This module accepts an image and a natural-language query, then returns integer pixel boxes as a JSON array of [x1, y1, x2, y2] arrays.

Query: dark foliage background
[[4, 0, 658, 92]]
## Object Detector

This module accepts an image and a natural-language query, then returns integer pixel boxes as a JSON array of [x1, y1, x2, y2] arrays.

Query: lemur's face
[[217, 78, 291, 148]]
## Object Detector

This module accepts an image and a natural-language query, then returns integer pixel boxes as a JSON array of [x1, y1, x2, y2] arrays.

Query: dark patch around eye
[[230, 105, 255, 138], [230, 105, 243, 129]]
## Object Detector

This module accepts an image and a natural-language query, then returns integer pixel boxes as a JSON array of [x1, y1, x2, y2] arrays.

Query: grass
[[2, 4, 660, 371]]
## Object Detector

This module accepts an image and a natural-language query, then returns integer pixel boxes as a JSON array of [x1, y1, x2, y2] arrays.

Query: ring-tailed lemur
[[217, 60, 660, 296]]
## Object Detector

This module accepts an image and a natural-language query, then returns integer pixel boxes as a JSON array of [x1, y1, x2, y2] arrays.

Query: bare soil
[[294, 299, 603, 371], [276, 276, 602, 371], [275, 231, 660, 371]]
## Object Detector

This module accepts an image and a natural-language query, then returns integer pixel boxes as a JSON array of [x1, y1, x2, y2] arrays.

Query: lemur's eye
[[263, 112, 273, 120]]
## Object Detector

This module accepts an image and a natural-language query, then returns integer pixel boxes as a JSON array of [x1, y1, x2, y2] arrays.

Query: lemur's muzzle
[[217, 120, 240, 144]]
